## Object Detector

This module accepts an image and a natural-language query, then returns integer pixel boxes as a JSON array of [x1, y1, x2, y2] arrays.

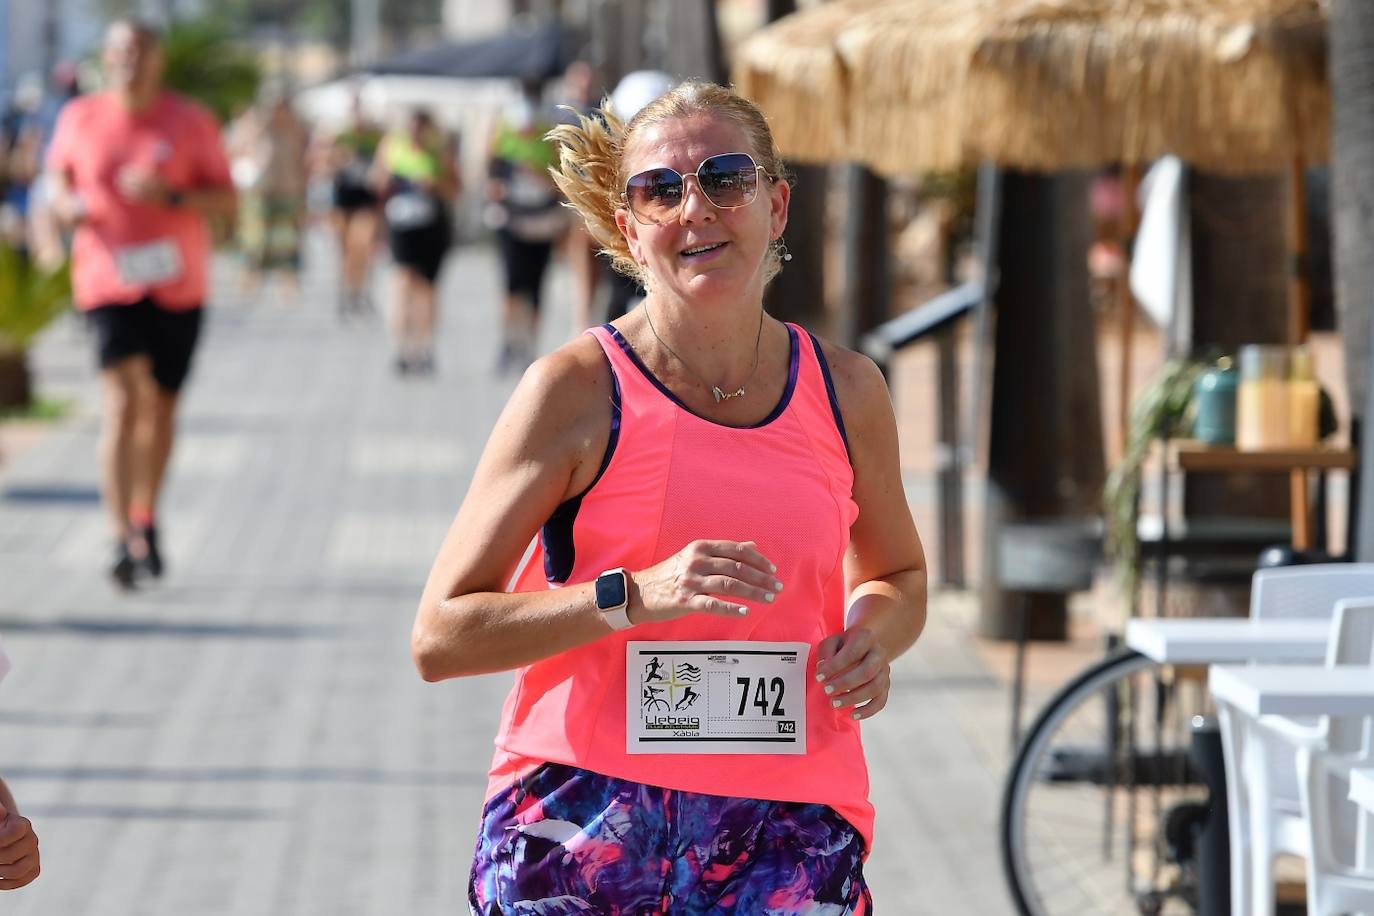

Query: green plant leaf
[[1103, 357, 1207, 605], [0, 244, 72, 350]]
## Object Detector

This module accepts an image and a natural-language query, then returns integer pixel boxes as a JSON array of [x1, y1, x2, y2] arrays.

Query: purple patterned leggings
[[469, 762, 871, 915]]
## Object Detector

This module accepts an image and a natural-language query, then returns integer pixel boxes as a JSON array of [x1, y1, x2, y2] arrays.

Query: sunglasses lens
[[626, 168, 683, 223], [697, 154, 759, 208]]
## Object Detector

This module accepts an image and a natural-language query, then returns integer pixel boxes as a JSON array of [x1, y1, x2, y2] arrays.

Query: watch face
[[596, 571, 627, 609]]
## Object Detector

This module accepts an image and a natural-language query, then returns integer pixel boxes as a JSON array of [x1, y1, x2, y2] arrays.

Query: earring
[[773, 237, 793, 262]]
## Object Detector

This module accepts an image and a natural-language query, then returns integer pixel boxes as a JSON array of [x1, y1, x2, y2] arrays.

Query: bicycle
[[1000, 646, 1216, 916]]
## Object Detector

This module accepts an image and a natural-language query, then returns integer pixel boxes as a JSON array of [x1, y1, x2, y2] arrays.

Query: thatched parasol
[[735, 0, 1330, 487], [733, 0, 1329, 176], [731, 0, 874, 164]]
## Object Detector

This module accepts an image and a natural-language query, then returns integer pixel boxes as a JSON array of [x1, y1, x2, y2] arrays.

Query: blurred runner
[[25, 62, 83, 270], [556, 62, 602, 332], [227, 88, 308, 301], [372, 109, 459, 374], [327, 92, 383, 319], [0, 74, 45, 248], [486, 83, 565, 372], [44, 19, 236, 588]]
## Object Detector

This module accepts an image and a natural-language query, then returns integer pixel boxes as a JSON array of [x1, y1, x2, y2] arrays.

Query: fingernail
[[852, 712, 862, 720], [737, 606, 748, 615], [773, 580, 784, 591], [815, 672, 826, 683], [769, 563, 777, 573], [823, 684, 834, 696], [831, 699, 842, 709], [764, 592, 775, 603]]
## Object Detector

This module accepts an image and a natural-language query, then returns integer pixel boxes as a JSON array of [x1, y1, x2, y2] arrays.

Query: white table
[[1125, 618, 1330, 664], [1353, 767, 1374, 815], [1210, 663, 1374, 912], [1208, 665, 1374, 717]]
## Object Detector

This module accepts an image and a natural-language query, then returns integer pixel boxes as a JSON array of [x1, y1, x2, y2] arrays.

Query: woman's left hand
[[814, 626, 891, 720]]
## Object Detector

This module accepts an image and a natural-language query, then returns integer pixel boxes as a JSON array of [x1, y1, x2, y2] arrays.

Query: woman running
[[413, 81, 927, 913]]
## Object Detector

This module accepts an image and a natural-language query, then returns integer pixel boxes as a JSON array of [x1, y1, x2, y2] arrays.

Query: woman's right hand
[[629, 540, 782, 625]]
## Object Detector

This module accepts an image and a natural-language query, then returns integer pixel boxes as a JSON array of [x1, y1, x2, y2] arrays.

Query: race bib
[[384, 191, 437, 229], [626, 641, 808, 755], [114, 239, 184, 286]]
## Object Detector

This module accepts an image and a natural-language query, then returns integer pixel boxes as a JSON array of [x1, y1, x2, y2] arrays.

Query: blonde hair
[[546, 80, 790, 288]]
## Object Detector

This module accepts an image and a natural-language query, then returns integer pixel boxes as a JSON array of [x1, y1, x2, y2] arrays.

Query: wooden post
[[762, 0, 824, 330], [764, 165, 827, 329], [978, 171, 1104, 641], [841, 165, 890, 349], [1117, 165, 1141, 461], [1290, 155, 1311, 345]]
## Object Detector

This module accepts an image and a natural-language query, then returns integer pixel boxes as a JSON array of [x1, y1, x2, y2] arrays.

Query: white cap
[[609, 70, 676, 121]]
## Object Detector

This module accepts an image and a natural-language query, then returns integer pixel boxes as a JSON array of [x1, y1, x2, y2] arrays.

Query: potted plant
[[0, 242, 71, 410], [1103, 357, 1205, 601], [1104, 354, 1342, 602]]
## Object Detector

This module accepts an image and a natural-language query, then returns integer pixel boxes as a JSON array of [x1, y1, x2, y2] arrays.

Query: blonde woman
[[413, 81, 927, 913]]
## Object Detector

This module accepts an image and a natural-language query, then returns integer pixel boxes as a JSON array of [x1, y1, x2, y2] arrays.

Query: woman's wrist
[[624, 571, 645, 626]]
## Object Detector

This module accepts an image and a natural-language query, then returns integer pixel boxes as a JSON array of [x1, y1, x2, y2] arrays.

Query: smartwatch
[[594, 567, 633, 631]]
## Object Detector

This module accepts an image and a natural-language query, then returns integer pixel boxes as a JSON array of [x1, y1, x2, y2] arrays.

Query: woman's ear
[[615, 207, 644, 266], [769, 178, 791, 242]]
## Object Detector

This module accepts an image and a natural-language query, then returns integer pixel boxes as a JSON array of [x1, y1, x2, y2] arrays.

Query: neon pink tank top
[[488, 322, 871, 847]]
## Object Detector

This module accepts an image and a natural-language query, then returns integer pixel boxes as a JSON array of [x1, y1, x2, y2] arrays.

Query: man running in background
[[45, 19, 236, 588]]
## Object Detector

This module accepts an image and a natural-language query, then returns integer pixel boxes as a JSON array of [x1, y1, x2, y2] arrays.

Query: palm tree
[[1328, 0, 1374, 557], [159, 19, 262, 123]]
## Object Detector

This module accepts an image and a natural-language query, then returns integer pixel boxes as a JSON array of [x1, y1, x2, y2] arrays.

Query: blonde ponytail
[[546, 104, 641, 281]]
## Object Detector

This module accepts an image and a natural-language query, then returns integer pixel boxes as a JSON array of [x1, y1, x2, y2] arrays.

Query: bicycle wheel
[[1001, 649, 1213, 916]]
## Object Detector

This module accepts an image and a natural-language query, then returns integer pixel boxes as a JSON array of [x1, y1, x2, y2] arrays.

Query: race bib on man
[[114, 239, 184, 286], [626, 641, 808, 755]]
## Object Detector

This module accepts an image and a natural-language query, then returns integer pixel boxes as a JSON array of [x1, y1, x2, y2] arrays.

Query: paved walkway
[[0, 232, 1028, 914]]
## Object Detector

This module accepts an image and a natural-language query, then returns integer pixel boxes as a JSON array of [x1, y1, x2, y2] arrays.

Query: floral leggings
[[469, 762, 871, 915]]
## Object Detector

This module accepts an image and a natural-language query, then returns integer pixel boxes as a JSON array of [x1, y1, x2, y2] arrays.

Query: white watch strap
[[602, 604, 633, 631]]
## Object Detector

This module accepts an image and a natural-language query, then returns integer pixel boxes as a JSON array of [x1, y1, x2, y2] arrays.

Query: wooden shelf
[[1172, 441, 1356, 473]]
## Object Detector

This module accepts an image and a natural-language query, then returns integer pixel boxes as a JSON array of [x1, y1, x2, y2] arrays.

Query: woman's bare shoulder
[[499, 333, 615, 446], [811, 334, 890, 430]]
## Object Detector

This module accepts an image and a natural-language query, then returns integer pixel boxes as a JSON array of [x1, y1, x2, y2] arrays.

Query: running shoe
[[133, 524, 163, 578], [111, 541, 137, 590]]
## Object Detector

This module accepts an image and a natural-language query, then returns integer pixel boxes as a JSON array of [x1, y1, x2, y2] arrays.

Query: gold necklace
[[643, 303, 765, 403]]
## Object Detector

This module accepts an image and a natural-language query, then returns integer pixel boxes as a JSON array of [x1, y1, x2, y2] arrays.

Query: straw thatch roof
[[732, 0, 1329, 175]]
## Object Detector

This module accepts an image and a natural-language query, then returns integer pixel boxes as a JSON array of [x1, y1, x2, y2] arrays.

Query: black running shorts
[[86, 298, 204, 393], [497, 231, 554, 309]]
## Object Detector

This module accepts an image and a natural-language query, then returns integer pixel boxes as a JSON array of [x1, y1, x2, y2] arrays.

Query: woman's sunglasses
[[624, 152, 770, 225]]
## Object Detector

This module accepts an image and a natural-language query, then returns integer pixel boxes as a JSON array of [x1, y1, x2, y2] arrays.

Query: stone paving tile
[[0, 231, 1047, 915]]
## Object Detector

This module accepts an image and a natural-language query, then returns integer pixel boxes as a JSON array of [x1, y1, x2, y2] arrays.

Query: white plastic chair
[[1290, 601, 1374, 915], [1219, 563, 1374, 916], [1242, 598, 1374, 915]]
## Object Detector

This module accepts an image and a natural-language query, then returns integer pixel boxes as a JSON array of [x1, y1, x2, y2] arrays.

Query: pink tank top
[[488, 322, 871, 847]]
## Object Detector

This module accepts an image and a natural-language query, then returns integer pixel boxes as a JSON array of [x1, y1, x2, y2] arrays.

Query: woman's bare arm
[[813, 342, 928, 719], [411, 336, 782, 680]]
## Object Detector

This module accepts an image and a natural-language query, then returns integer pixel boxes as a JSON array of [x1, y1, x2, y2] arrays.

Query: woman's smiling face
[[615, 113, 789, 306]]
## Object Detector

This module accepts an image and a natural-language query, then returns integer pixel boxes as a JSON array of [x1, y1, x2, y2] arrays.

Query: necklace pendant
[[715, 386, 745, 402]]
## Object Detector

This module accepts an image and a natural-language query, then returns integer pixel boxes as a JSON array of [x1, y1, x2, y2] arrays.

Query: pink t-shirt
[[46, 90, 232, 311]]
